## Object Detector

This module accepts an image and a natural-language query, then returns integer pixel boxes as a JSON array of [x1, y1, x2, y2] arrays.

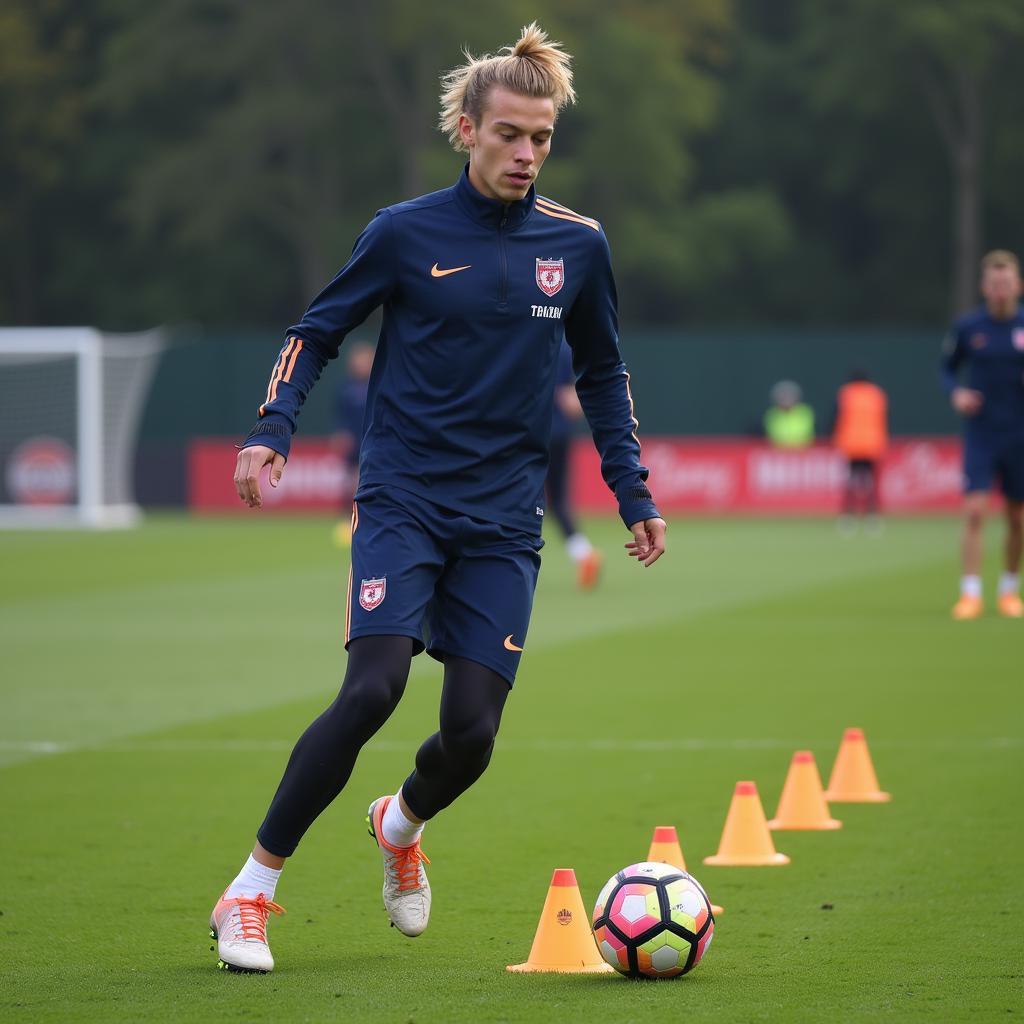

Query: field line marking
[[1, 737, 1021, 756]]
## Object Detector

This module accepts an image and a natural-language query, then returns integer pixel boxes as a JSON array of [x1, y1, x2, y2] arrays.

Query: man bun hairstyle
[[439, 22, 576, 152]]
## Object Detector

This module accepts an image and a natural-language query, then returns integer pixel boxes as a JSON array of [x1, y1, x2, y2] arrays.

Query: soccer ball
[[591, 861, 715, 979]]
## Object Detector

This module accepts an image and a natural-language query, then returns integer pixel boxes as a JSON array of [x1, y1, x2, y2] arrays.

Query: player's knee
[[335, 666, 407, 725], [337, 637, 412, 710], [441, 717, 498, 763]]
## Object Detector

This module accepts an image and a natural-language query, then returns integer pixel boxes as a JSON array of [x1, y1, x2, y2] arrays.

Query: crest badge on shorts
[[359, 577, 386, 611], [1013, 328, 1024, 352], [536, 258, 564, 297]]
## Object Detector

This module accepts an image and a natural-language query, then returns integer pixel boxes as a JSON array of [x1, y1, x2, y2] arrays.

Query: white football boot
[[367, 796, 431, 937], [209, 890, 285, 973]]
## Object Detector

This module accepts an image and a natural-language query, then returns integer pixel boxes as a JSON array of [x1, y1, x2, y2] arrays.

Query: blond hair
[[439, 22, 576, 152], [981, 249, 1020, 274]]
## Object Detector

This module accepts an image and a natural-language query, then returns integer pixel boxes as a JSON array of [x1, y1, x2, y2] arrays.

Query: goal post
[[0, 327, 166, 528]]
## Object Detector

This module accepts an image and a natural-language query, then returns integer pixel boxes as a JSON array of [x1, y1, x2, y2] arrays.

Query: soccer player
[[546, 340, 602, 588], [943, 249, 1024, 620], [212, 24, 666, 973], [832, 370, 888, 534]]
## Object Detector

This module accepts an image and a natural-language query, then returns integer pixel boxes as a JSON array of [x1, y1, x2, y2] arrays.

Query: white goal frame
[[0, 327, 165, 529]]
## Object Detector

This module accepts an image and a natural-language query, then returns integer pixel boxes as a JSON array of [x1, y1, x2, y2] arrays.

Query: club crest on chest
[[536, 258, 564, 297]]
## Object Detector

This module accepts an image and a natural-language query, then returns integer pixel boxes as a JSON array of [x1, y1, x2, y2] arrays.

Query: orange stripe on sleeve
[[282, 339, 304, 382], [267, 338, 296, 406], [258, 349, 286, 416], [263, 353, 282, 405], [535, 205, 600, 232], [259, 338, 295, 416]]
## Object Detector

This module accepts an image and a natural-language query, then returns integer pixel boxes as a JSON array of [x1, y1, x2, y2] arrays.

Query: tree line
[[3, 0, 1023, 330]]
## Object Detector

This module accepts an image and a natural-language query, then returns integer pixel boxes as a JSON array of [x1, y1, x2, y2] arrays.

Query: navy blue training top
[[941, 305, 1024, 440], [243, 167, 658, 535]]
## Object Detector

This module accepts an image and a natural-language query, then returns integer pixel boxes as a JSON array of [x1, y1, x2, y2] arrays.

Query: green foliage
[[0, 0, 97, 320], [792, 0, 1024, 314], [3, 0, 1024, 325], [541, 4, 787, 317], [97, 0, 378, 301]]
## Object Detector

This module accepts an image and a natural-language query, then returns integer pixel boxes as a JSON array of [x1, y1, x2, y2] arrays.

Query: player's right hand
[[951, 387, 983, 416], [234, 444, 286, 508]]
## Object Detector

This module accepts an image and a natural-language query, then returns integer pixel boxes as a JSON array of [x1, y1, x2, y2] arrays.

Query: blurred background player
[[832, 370, 888, 534], [330, 341, 374, 546], [764, 379, 814, 448], [547, 340, 602, 587], [942, 249, 1024, 620]]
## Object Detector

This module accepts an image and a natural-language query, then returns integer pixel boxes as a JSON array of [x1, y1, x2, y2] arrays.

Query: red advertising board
[[189, 437, 965, 514], [571, 437, 965, 513], [190, 439, 353, 512]]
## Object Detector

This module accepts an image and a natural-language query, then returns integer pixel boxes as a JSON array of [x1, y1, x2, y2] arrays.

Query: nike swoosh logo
[[431, 263, 472, 277], [503, 634, 524, 652]]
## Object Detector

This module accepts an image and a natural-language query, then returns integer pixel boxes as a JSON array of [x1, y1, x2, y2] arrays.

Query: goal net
[[0, 328, 165, 528]]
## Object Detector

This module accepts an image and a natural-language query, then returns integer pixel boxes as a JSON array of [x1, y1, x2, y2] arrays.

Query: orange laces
[[391, 844, 430, 892], [228, 894, 285, 941]]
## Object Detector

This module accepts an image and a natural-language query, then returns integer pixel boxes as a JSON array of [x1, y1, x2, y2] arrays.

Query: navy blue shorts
[[344, 487, 543, 685], [963, 436, 1024, 500]]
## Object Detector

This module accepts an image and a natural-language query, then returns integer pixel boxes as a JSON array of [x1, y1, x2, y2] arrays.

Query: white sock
[[566, 533, 593, 562], [960, 575, 982, 599], [999, 572, 1020, 596], [225, 854, 282, 901], [381, 792, 424, 848]]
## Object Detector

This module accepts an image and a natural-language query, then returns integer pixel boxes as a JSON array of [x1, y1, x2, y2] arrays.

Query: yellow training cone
[[703, 782, 790, 866], [823, 728, 891, 803], [768, 751, 842, 830], [648, 826, 724, 915], [507, 869, 614, 974]]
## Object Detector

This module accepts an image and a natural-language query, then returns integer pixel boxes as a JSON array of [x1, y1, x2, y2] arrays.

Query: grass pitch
[[1, 514, 1021, 1023]]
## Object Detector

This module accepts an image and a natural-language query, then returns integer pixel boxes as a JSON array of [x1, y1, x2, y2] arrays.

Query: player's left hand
[[625, 517, 667, 567]]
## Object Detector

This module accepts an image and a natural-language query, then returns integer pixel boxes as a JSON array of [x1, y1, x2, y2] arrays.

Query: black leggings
[[256, 636, 510, 857]]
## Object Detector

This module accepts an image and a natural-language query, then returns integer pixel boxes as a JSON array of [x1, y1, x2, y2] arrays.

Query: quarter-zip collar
[[453, 164, 535, 230]]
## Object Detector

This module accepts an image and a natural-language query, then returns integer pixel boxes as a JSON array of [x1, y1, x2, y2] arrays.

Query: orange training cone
[[768, 751, 842, 830], [648, 826, 724, 915], [823, 727, 891, 803], [703, 782, 790, 866], [507, 869, 614, 974]]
